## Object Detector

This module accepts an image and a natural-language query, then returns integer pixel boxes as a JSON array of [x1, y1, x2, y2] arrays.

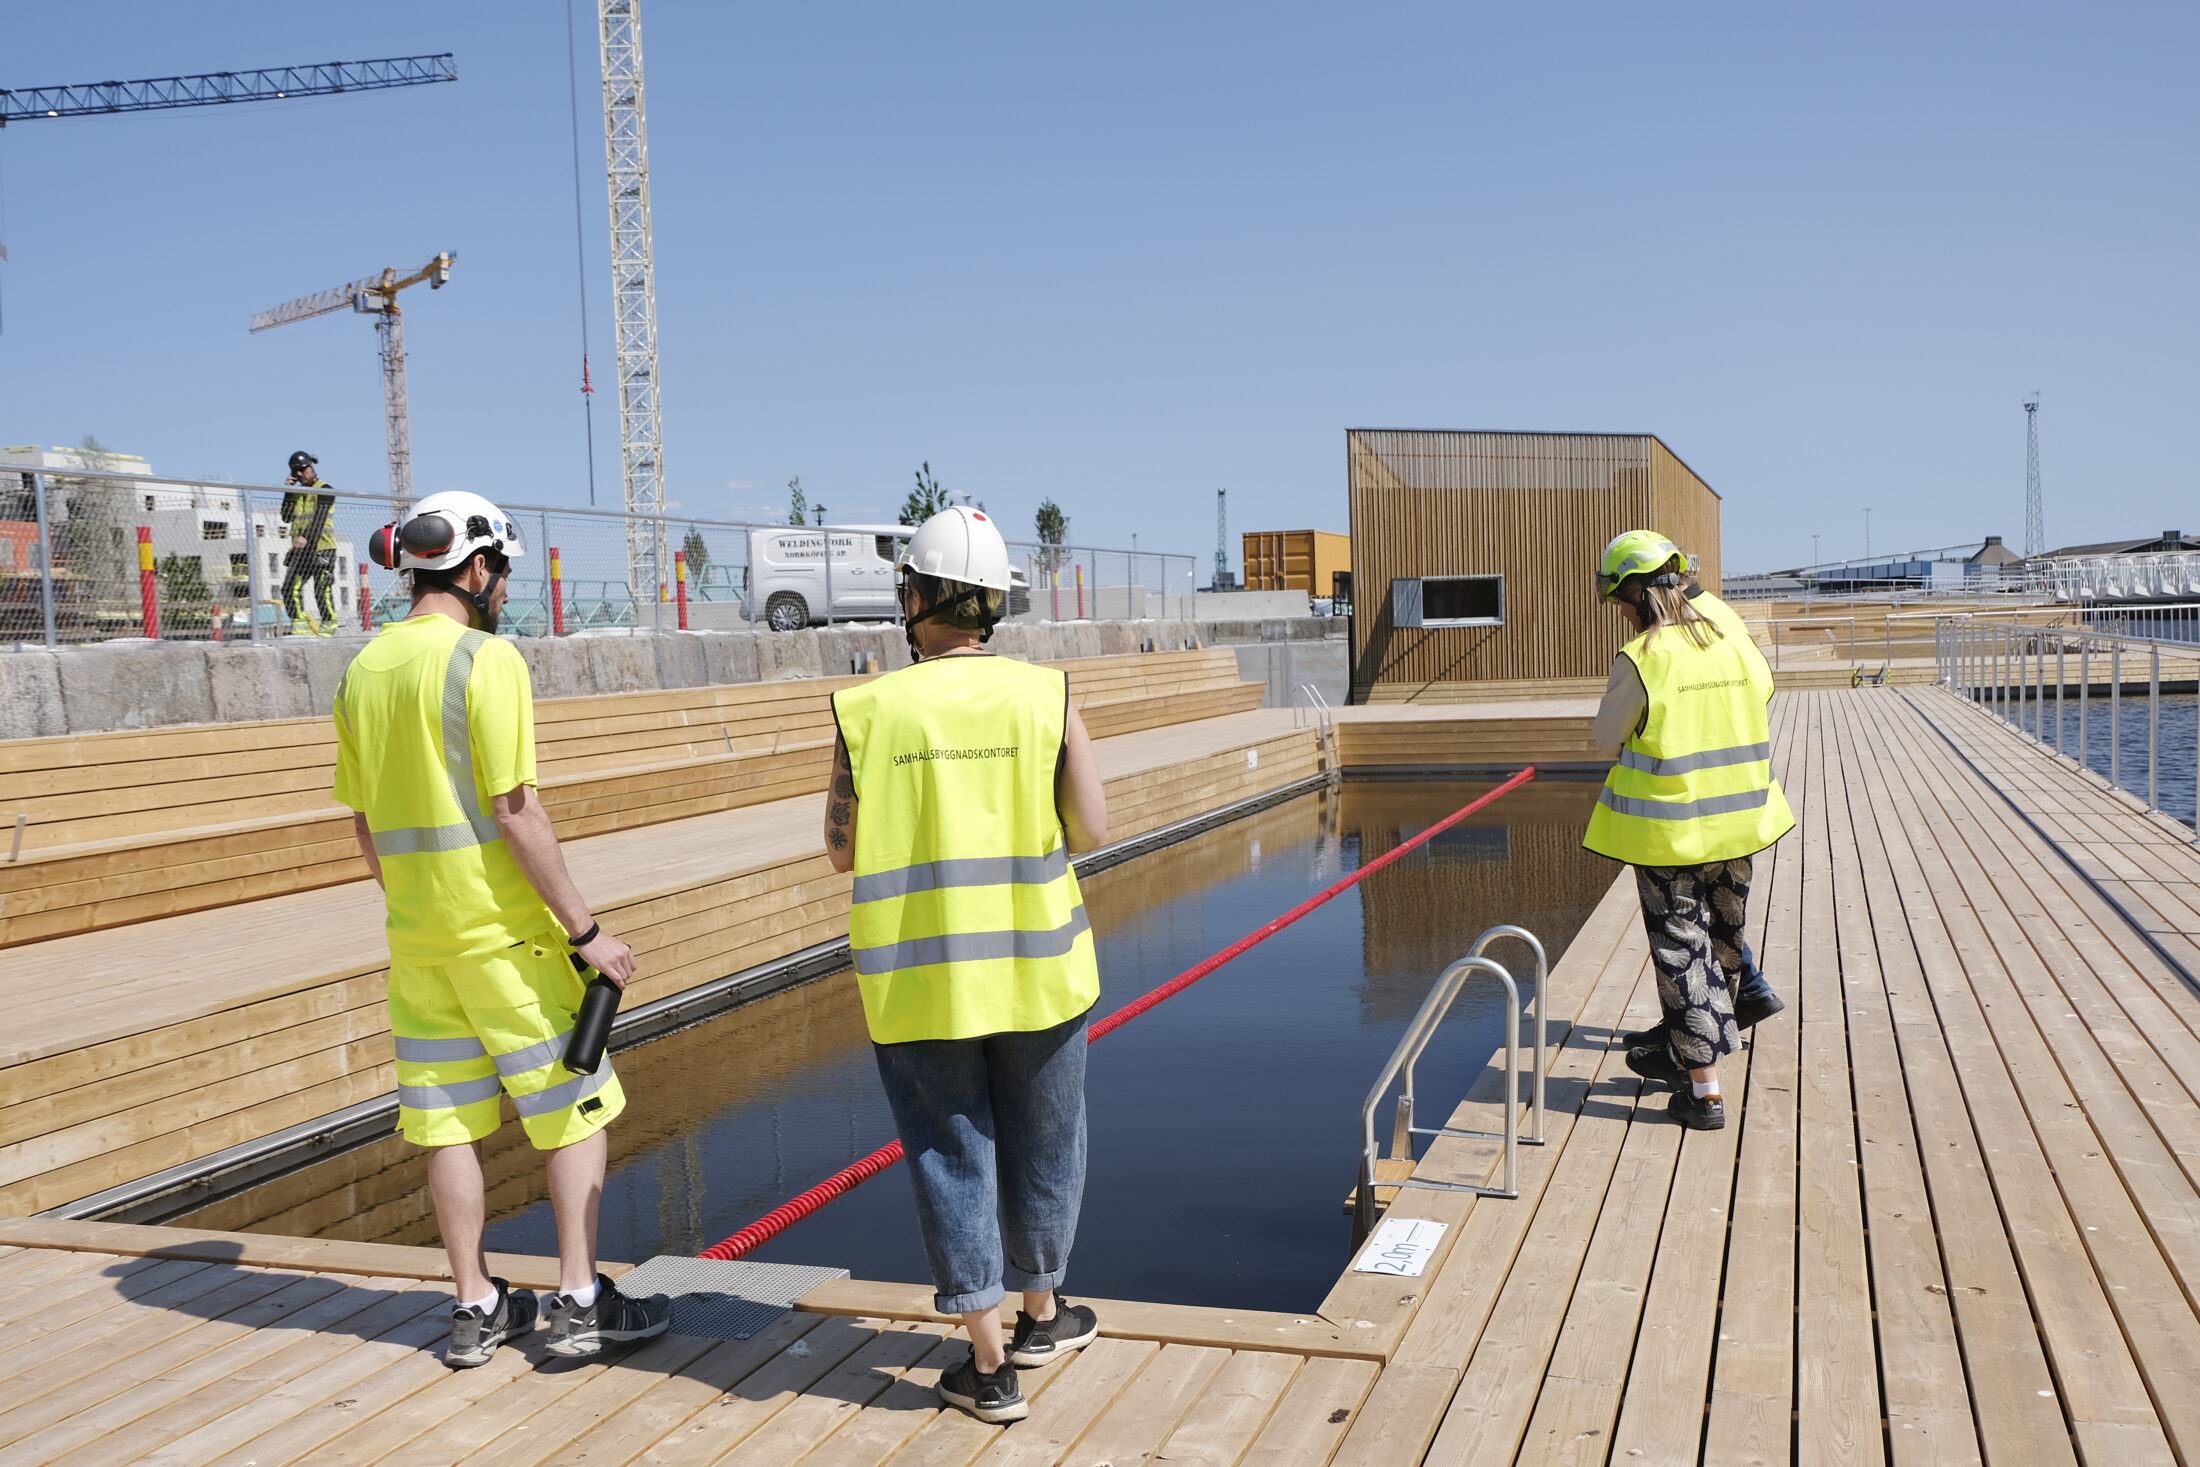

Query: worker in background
[[1584, 531, 1795, 1131], [280, 450, 339, 636], [335, 490, 670, 1368], [826, 505, 1109, 1424]]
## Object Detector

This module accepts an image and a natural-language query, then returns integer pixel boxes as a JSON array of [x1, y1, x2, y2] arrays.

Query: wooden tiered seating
[[0, 709, 1322, 1216], [0, 648, 1264, 947]]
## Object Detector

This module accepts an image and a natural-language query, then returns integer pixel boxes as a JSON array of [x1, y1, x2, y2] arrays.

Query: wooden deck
[[3, 686, 2199, 1462]]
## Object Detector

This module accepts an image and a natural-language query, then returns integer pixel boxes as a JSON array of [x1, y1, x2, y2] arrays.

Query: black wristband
[[568, 922, 600, 948]]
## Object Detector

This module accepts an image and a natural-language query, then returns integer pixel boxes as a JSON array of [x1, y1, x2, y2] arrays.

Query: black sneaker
[[543, 1273, 672, 1358], [937, 1354, 1028, 1423], [1670, 1089, 1727, 1130], [1625, 1043, 1692, 1088], [1007, 1294, 1099, 1368], [1622, 988, 1787, 1049], [444, 1279, 536, 1369]]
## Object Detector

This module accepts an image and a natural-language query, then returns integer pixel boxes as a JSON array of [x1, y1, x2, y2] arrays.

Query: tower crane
[[249, 254, 456, 509], [594, 0, 668, 603]]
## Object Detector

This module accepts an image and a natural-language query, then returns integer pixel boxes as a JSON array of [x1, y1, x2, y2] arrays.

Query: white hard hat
[[899, 505, 1012, 591], [376, 491, 527, 572]]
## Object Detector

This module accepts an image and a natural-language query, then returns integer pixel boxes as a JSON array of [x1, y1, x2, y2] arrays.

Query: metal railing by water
[[1935, 613, 2200, 834], [1353, 925, 1547, 1245]]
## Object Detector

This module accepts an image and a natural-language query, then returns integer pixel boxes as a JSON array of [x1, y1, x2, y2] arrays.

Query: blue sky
[[3, 1, 2191, 572]]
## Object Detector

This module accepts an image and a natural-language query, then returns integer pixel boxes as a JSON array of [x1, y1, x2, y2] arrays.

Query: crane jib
[[0, 54, 456, 125]]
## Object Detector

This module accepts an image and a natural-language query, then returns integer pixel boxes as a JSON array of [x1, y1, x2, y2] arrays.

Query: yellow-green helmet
[[1596, 530, 1688, 601]]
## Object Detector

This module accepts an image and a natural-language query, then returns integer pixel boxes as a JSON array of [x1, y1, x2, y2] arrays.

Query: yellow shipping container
[[1242, 529, 1351, 595]]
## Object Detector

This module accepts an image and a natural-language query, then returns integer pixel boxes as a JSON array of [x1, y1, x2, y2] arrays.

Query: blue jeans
[[872, 1008, 1090, 1316]]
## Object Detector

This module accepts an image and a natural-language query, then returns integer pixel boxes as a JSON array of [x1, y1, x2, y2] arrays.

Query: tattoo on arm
[[833, 768, 855, 798], [828, 826, 849, 851], [829, 798, 851, 827]]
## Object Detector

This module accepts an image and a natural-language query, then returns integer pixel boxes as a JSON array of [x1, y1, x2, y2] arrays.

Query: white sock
[[1691, 1080, 1721, 1099], [562, 1278, 600, 1308], [457, 1287, 501, 1315]]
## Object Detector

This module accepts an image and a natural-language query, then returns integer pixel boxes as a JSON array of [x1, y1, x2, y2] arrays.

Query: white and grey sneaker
[[444, 1279, 537, 1369], [543, 1273, 672, 1357]]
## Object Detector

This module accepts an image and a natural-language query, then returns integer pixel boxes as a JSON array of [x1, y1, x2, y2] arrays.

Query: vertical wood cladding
[[1347, 430, 1721, 696]]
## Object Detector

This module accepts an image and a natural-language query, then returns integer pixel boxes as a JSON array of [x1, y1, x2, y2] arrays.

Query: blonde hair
[[1632, 578, 1724, 650]]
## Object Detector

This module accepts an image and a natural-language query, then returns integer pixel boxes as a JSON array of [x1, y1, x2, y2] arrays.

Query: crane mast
[[251, 253, 455, 510], [597, 0, 667, 610]]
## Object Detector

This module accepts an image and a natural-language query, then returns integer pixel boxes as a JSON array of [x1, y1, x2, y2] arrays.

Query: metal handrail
[[1935, 614, 2200, 836], [1352, 926, 1547, 1244]]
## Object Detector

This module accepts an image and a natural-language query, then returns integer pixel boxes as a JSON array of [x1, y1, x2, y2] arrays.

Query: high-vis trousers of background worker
[[389, 934, 626, 1149]]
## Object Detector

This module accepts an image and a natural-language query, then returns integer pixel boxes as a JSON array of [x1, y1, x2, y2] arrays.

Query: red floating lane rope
[[697, 765, 1539, 1261]]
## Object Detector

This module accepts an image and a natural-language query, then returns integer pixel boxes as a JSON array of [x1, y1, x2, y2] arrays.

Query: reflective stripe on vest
[[371, 628, 503, 859], [833, 656, 1101, 1044], [1583, 593, 1796, 867]]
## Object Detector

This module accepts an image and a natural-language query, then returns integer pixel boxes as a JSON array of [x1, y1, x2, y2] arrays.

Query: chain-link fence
[[0, 466, 1198, 646]]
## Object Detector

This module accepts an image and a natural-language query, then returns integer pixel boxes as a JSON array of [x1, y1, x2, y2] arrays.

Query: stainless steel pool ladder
[[1297, 684, 1339, 776], [1353, 925, 1547, 1245]]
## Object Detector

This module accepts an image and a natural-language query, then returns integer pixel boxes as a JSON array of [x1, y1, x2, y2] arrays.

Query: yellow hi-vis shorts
[[387, 934, 627, 1150]]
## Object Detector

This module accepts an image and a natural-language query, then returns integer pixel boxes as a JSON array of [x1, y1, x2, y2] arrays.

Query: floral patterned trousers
[[1633, 857, 1753, 1070]]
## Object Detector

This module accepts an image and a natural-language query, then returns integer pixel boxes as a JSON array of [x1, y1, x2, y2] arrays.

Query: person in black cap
[[280, 450, 339, 636]]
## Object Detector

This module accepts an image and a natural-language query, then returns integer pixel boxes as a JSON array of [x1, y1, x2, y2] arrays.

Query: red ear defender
[[368, 524, 401, 570]]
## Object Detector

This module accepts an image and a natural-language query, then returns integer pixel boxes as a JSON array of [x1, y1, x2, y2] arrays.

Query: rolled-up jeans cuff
[[934, 1283, 1006, 1317], [1003, 1262, 1067, 1296]]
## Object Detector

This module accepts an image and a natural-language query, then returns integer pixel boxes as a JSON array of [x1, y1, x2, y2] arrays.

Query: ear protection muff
[[368, 524, 400, 570], [368, 512, 462, 570]]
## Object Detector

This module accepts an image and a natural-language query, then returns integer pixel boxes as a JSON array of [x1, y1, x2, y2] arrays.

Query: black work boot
[[1669, 1089, 1727, 1130]]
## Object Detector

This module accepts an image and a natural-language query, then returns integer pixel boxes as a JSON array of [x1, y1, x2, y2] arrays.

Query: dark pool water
[[175, 778, 1615, 1313]]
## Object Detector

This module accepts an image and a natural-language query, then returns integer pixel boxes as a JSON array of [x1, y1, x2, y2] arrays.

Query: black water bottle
[[564, 964, 622, 1075]]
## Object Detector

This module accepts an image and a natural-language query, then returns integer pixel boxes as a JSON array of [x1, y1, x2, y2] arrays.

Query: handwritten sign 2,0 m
[[1351, 1216, 1448, 1277]]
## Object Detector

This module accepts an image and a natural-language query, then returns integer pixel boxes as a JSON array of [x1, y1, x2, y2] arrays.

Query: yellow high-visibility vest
[[1583, 592, 1795, 867], [832, 654, 1100, 1043]]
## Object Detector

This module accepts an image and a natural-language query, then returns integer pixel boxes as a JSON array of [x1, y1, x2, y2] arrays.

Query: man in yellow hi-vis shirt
[[337, 490, 669, 1368]]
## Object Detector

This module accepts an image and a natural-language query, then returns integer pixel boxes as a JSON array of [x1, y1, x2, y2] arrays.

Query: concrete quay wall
[[0, 617, 1349, 738]]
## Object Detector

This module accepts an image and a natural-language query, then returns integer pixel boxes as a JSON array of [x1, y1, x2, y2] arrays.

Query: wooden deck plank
[[1055, 1342, 1229, 1467], [0, 1270, 362, 1457], [1792, 694, 1888, 1467], [451, 1332, 734, 1467], [872, 1341, 1092, 1467], [546, 1310, 829, 1466], [1142, 1348, 1304, 1467], [1817, 692, 1988, 1467], [1233, 1355, 1379, 1466], [708, 1326, 947, 1467], [967, 1336, 1157, 1466], [1833, 695, 2086, 1463], [1847, 694, 2175, 1453], [47, 1282, 448, 1467]]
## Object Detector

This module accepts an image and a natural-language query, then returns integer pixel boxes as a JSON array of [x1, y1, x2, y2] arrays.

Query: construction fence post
[[137, 526, 159, 639], [359, 563, 374, 632], [240, 487, 267, 644], [30, 473, 59, 649], [550, 547, 567, 636], [675, 549, 690, 631]]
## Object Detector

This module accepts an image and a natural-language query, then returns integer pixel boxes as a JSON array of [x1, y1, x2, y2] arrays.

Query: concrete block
[[515, 638, 593, 702], [208, 645, 312, 724], [757, 629, 823, 681], [652, 632, 710, 690], [0, 654, 65, 739], [290, 637, 362, 716], [582, 633, 663, 695], [59, 644, 216, 731], [700, 632, 762, 688]]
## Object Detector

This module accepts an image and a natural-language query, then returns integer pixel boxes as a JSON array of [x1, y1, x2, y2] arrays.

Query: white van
[[743, 524, 1032, 631]]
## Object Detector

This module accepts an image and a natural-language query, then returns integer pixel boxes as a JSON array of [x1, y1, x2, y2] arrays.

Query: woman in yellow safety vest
[[825, 505, 1110, 1425], [1583, 530, 1795, 1130]]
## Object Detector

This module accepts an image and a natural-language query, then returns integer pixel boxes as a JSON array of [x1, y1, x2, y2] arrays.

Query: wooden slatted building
[[1346, 430, 1721, 702]]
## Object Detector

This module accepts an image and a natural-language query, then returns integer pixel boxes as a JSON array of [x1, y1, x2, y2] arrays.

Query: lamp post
[[816, 504, 833, 628]]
